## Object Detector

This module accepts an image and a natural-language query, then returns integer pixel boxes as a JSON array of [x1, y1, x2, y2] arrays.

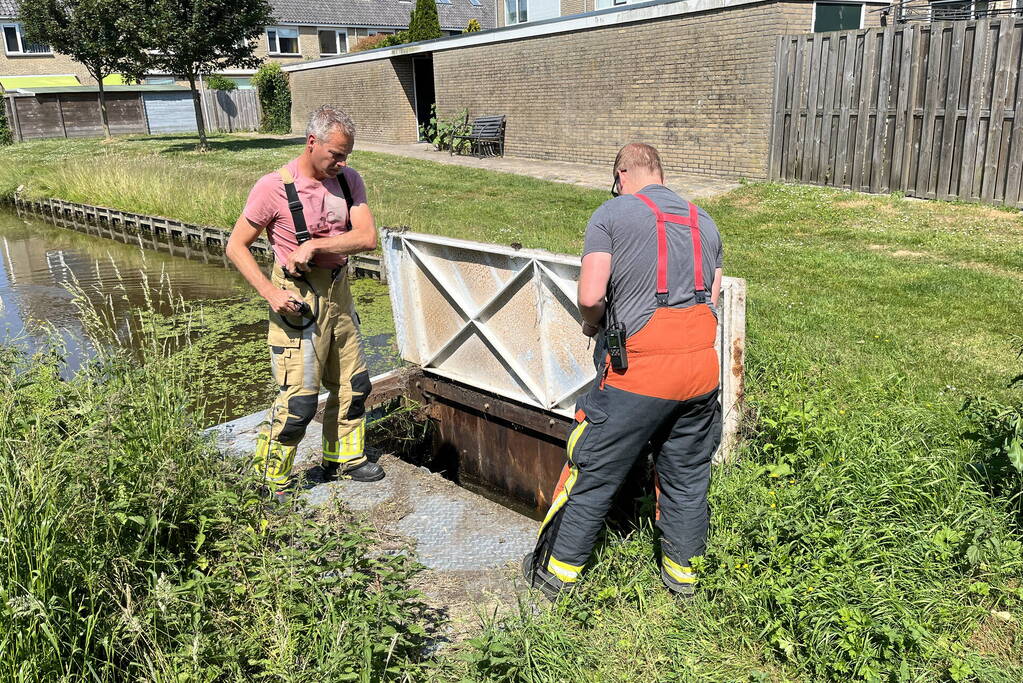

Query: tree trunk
[[95, 68, 111, 139], [187, 73, 208, 150]]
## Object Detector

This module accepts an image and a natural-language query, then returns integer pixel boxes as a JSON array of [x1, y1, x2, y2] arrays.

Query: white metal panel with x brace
[[382, 230, 746, 455]]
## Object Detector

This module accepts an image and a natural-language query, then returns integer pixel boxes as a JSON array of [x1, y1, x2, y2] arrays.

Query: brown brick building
[[285, 0, 891, 181]]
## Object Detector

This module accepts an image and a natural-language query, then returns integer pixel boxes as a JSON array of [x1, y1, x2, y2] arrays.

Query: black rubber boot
[[661, 565, 696, 600], [321, 459, 385, 483], [521, 552, 572, 602]]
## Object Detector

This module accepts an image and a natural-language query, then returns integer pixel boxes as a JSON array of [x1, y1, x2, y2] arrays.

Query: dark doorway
[[412, 55, 435, 141]]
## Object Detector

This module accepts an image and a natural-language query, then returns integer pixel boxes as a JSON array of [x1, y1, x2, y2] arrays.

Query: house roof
[[269, 0, 494, 31], [1, 0, 494, 31]]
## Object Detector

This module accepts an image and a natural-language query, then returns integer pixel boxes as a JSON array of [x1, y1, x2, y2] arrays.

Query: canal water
[[0, 208, 398, 422]]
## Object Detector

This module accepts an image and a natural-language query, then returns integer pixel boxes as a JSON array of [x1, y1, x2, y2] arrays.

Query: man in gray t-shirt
[[525, 143, 724, 602], [583, 185, 724, 338]]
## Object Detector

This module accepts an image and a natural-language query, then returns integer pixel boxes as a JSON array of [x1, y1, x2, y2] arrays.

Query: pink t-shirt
[[242, 158, 368, 269]]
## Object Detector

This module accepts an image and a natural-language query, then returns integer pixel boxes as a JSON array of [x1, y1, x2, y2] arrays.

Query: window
[[317, 29, 347, 55], [469, 0, 482, 5], [505, 0, 528, 24], [812, 3, 863, 32], [2, 23, 51, 55], [266, 27, 299, 55]]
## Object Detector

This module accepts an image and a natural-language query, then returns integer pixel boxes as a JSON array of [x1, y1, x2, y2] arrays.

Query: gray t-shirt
[[582, 184, 723, 339]]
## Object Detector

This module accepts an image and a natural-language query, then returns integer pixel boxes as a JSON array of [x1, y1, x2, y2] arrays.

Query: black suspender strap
[[337, 171, 354, 228], [279, 167, 311, 244]]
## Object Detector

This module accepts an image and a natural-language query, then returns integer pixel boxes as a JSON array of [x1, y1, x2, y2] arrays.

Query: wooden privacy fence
[[3, 86, 260, 141], [769, 18, 1023, 207], [201, 88, 261, 133]]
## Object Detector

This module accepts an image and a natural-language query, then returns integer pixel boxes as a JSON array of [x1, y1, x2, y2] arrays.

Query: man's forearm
[[226, 240, 275, 300], [579, 300, 606, 327], [308, 227, 376, 257]]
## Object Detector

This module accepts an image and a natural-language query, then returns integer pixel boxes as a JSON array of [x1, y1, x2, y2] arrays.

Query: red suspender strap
[[634, 193, 669, 305], [634, 194, 708, 306], [686, 201, 706, 298]]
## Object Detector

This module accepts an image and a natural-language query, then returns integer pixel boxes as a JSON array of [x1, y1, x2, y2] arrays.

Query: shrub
[[350, 31, 409, 52], [0, 100, 12, 145], [205, 73, 237, 91], [251, 62, 291, 134], [419, 104, 470, 153], [465, 18, 482, 32], [408, 0, 443, 42]]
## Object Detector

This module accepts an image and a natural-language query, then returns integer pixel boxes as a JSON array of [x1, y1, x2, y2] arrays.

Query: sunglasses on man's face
[[610, 172, 622, 198]]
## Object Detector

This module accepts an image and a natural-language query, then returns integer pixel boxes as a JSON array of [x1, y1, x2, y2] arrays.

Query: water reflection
[[0, 209, 397, 420], [1, 212, 249, 372]]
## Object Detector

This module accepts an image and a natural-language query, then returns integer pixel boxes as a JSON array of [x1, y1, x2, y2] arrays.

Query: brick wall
[[288, 56, 419, 141], [436, 1, 815, 180], [0, 51, 95, 85]]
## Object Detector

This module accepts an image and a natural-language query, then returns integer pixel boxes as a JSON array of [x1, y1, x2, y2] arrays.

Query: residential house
[[0, 0, 97, 91], [2, 0, 494, 92], [165, 0, 496, 88]]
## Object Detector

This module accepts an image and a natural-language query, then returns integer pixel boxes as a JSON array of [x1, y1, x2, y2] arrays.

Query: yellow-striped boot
[[321, 421, 384, 482]]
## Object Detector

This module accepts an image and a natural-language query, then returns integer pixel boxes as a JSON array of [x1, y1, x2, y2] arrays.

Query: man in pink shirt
[[227, 105, 383, 502]]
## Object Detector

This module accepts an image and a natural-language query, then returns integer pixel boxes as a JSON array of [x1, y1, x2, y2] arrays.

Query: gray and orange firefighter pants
[[254, 263, 372, 490], [533, 304, 722, 589]]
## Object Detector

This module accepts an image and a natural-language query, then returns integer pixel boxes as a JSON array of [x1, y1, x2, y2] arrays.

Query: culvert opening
[[357, 368, 657, 526]]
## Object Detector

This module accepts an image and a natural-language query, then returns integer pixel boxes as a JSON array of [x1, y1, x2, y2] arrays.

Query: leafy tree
[[407, 0, 442, 42], [251, 62, 291, 134], [464, 18, 482, 33], [145, 0, 273, 149], [17, 0, 149, 139]]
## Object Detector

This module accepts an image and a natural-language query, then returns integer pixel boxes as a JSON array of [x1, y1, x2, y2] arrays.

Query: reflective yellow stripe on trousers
[[662, 554, 696, 584], [537, 419, 588, 536], [323, 421, 366, 464]]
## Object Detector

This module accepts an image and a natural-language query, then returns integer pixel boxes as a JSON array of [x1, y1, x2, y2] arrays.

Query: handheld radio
[[603, 287, 628, 371]]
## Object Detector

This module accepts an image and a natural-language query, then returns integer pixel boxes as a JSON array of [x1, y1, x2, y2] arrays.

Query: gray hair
[[306, 105, 356, 140]]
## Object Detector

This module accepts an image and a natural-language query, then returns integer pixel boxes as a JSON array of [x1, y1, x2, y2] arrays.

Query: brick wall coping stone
[[283, 0, 771, 73]]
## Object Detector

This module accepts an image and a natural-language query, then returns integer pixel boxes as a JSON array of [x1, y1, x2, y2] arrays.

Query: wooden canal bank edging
[[9, 194, 386, 281]]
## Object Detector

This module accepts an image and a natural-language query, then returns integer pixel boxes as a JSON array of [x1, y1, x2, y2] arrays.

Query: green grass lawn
[[0, 133, 603, 252], [2, 134, 1023, 680]]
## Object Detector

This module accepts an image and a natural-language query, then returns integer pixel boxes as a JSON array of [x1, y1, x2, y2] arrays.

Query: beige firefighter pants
[[253, 263, 372, 489]]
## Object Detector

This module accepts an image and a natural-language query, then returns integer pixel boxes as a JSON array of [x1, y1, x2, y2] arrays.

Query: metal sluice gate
[[382, 230, 747, 512]]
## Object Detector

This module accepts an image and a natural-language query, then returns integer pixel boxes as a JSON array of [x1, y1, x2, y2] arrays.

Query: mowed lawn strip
[[0, 133, 603, 253]]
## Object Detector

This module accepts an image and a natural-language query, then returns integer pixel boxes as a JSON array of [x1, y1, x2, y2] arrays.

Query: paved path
[[357, 141, 739, 199]]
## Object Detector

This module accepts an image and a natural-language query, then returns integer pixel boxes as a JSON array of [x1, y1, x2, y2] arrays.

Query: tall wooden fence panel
[[769, 19, 1023, 207], [201, 89, 261, 133]]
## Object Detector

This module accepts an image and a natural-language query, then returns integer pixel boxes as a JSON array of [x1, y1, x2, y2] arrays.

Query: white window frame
[[317, 28, 348, 56], [266, 26, 300, 56], [2, 23, 52, 55], [810, 2, 865, 32], [505, 0, 528, 24]]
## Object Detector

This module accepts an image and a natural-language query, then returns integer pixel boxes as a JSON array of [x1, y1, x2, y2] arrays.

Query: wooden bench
[[450, 114, 506, 158]]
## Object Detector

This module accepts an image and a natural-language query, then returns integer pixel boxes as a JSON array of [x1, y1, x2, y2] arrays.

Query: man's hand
[[266, 288, 304, 315], [285, 240, 317, 274], [582, 322, 600, 338]]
